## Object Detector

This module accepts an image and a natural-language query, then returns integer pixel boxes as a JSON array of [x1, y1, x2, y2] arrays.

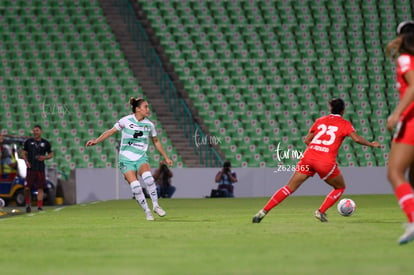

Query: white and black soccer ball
[[337, 198, 356, 216]]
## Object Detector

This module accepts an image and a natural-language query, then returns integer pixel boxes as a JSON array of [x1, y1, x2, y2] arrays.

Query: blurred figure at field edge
[[22, 125, 54, 213], [0, 132, 17, 180], [215, 161, 238, 197], [385, 20, 414, 245], [252, 98, 379, 224]]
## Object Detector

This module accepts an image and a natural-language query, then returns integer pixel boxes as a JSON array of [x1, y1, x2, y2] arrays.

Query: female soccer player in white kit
[[86, 98, 173, 221]]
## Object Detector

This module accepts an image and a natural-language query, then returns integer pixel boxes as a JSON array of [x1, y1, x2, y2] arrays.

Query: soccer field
[[0, 195, 411, 275]]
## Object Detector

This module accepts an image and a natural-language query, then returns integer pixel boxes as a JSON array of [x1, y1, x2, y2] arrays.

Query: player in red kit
[[385, 20, 414, 245], [252, 98, 380, 223]]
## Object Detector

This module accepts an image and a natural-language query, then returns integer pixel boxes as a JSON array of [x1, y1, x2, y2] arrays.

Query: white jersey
[[114, 114, 157, 162]]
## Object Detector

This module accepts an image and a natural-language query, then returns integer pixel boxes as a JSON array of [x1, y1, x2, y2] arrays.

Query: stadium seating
[[138, 0, 412, 167], [0, 0, 184, 174], [2, 0, 411, 169]]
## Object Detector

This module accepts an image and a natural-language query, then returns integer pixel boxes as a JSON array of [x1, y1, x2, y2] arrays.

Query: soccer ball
[[337, 198, 356, 216]]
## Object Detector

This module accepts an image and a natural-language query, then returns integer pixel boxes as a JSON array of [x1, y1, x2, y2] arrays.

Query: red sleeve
[[397, 54, 414, 74], [345, 121, 356, 136]]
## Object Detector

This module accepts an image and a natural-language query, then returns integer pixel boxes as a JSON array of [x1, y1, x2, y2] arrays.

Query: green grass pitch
[[0, 195, 412, 275]]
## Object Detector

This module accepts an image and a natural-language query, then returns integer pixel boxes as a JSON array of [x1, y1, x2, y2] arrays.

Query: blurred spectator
[[153, 160, 176, 198], [214, 161, 238, 197]]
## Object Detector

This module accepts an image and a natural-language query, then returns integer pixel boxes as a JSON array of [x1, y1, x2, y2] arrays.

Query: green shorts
[[119, 155, 149, 175]]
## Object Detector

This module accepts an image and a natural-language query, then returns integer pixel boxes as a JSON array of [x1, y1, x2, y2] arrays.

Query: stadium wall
[[75, 167, 392, 203]]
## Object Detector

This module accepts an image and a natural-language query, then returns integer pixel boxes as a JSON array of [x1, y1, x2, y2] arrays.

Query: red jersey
[[302, 114, 355, 163], [396, 54, 414, 120]]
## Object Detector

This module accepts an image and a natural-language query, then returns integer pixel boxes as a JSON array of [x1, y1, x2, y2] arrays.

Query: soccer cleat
[[153, 206, 166, 217], [398, 223, 414, 245], [26, 206, 31, 213], [314, 210, 328, 222], [38, 207, 44, 211], [145, 210, 155, 221], [252, 209, 267, 223]]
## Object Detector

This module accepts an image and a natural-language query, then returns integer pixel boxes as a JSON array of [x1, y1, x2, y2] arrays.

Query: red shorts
[[296, 158, 341, 180], [393, 118, 414, 145], [25, 169, 46, 189]]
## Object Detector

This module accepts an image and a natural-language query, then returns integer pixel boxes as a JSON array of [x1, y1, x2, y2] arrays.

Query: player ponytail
[[129, 97, 146, 113], [387, 21, 414, 59], [386, 36, 403, 60], [329, 98, 345, 115]]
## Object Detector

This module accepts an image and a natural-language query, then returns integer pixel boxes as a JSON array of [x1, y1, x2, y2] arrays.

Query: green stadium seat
[[0, 0, 185, 171], [134, 0, 403, 167]]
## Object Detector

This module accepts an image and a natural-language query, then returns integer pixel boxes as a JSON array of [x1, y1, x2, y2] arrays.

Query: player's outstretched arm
[[152, 136, 173, 166], [86, 127, 118, 147], [349, 132, 380, 148]]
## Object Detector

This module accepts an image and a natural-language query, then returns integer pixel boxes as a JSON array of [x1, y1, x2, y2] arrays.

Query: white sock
[[130, 180, 150, 212], [142, 171, 159, 208]]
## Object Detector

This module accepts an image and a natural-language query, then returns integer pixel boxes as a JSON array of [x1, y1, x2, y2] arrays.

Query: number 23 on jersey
[[311, 124, 339, 146]]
